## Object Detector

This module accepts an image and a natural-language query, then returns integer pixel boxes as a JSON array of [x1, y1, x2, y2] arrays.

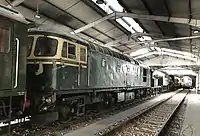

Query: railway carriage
[[181, 76, 192, 89], [25, 28, 154, 122], [0, 5, 28, 122]]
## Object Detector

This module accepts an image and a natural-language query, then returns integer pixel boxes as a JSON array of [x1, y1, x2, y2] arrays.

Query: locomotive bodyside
[[25, 30, 152, 122], [0, 5, 28, 122], [88, 47, 151, 88]]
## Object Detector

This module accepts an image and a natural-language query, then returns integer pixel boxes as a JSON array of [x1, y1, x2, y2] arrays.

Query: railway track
[[165, 91, 188, 136], [1, 92, 159, 136], [102, 90, 189, 136]]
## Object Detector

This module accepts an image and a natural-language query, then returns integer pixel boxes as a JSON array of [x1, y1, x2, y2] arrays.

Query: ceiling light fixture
[[194, 30, 199, 34], [35, 4, 41, 19], [96, 0, 104, 4]]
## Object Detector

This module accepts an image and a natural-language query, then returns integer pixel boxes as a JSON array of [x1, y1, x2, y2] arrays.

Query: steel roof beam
[[105, 32, 174, 47], [18, 4, 106, 44], [120, 35, 200, 48], [134, 51, 197, 61], [116, 12, 200, 27], [104, 32, 151, 46], [189, 0, 192, 53], [123, 46, 146, 54], [72, 12, 200, 34], [71, 13, 115, 34], [140, 0, 171, 49], [136, 35, 200, 44], [162, 0, 177, 37], [123, 40, 198, 54]]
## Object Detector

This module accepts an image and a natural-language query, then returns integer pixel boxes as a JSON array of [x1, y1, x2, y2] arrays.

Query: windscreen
[[34, 37, 58, 56]]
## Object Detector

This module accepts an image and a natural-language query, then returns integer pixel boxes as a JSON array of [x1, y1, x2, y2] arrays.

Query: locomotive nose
[[26, 63, 54, 92]]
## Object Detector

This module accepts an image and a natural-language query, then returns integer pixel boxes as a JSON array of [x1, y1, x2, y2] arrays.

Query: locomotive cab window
[[143, 68, 147, 82], [62, 42, 68, 57], [68, 43, 76, 59], [0, 22, 10, 53], [27, 37, 33, 56], [80, 47, 86, 62], [34, 37, 58, 56]]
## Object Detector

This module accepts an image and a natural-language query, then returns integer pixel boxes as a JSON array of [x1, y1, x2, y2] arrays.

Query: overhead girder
[[139, 0, 171, 48], [105, 32, 172, 46], [136, 35, 200, 44], [72, 12, 200, 34], [14, 5, 105, 46], [134, 50, 198, 62], [120, 35, 200, 53], [142, 55, 199, 66], [123, 41, 199, 54]]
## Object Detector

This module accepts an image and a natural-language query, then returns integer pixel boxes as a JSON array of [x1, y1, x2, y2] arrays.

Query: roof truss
[[72, 12, 200, 34]]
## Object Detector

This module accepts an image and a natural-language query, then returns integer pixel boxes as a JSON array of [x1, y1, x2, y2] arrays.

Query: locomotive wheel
[[31, 111, 59, 124], [58, 105, 71, 120], [103, 94, 113, 108], [96, 102, 104, 112]]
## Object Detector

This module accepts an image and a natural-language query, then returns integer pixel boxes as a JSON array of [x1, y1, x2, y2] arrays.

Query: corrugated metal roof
[[1, 0, 200, 62], [118, 0, 200, 58]]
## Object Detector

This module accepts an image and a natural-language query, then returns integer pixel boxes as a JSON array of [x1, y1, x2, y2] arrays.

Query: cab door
[[13, 22, 27, 91], [79, 45, 87, 88], [0, 19, 13, 91]]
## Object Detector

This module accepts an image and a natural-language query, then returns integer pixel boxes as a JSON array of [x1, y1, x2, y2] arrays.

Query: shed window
[[62, 42, 68, 57], [0, 23, 10, 53], [80, 47, 86, 62], [68, 43, 76, 59]]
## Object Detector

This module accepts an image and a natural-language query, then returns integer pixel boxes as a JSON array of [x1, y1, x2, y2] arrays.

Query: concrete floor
[[181, 90, 200, 136]]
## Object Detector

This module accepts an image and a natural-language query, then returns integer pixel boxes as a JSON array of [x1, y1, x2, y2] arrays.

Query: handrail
[[14, 38, 20, 88]]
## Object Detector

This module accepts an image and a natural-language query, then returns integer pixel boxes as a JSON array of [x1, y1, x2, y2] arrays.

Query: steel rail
[[101, 89, 189, 136], [155, 90, 189, 136]]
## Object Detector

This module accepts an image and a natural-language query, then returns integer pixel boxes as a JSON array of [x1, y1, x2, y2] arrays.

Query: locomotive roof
[[0, 4, 28, 24], [29, 27, 139, 65]]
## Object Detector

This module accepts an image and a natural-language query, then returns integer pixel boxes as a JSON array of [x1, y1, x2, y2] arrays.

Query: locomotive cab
[[26, 32, 88, 116], [27, 32, 88, 90]]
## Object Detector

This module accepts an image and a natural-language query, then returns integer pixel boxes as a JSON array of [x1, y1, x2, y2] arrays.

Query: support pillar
[[196, 68, 200, 94]]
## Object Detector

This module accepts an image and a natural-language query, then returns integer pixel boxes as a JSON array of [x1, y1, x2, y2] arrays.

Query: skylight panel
[[153, 70, 165, 77], [162, 48, 197, 58], [138, 36, 153, 42], [107, 0, 123, 12], [161, 67, 196, 76], [143, 36, 152, 41], [130, 48, 150, 57], [123, 17, 143, 32], [92, 0, 144, 34], [130, 47, 198, 62], [116, 18, 135, 33], [138, 37, 145, 41], [133, 50, 197, 61]]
